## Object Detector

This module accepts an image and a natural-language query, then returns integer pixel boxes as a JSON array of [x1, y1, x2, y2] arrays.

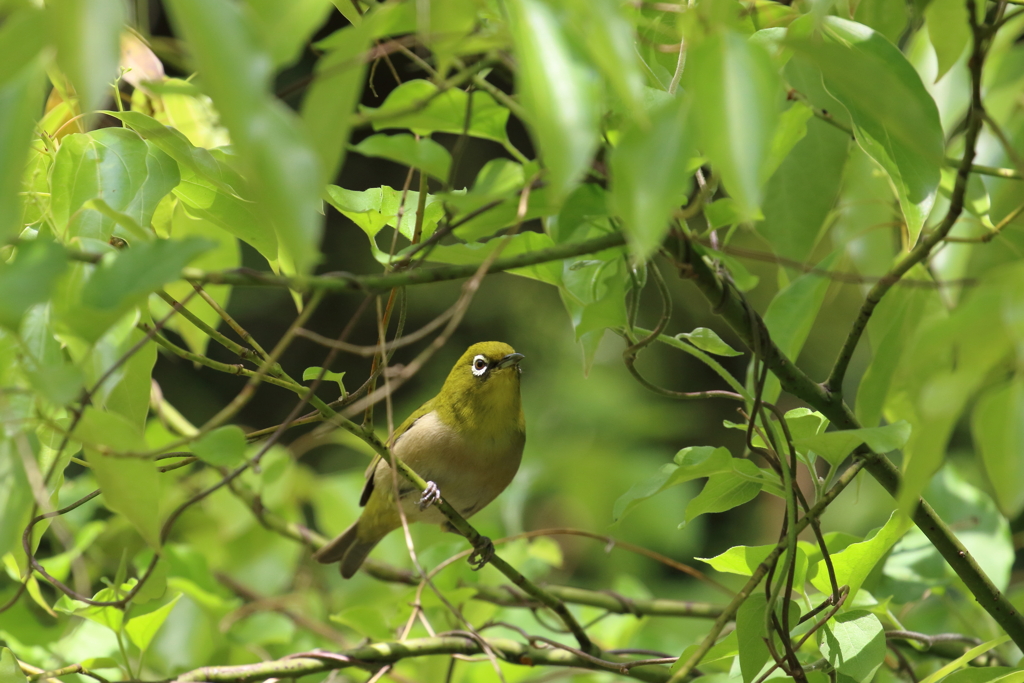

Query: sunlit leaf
[[677, 328, 742, 357], [795, 420, 911, 466], [818, 611, 886, 682], [49, 0, 123, 115], [352, 133, 453, 181], [810, 510, 912, 599], [925, 0, 970, 82], [507, 0, 600, 199], [973, 379, 1024, 519], [126, 593, 183, 651], [686, 31, 782, 219], [788, 17, 944, 244], [51, 128, 180, 242], [166, 0, 323, 274], [193, 426, 247, 467], [610, 94, 692, 258]]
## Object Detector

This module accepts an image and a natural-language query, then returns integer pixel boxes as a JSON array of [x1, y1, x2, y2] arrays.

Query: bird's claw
[[468, 535, 494, 571], [418, 481, 441, 511]]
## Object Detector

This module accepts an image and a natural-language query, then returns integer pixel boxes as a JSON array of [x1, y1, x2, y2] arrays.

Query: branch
[[470, 583, 723, 619], [668, 239, 1024, 650], [182, 232, 627, 291], [172, 636, 677, 683]]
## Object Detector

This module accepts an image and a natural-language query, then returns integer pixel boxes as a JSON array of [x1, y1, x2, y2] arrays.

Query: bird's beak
[[496, 352, 524, 369]]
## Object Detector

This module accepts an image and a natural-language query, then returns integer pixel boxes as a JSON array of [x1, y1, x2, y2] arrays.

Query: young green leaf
[[612, 447, 732, 522], [166, 0, 323, 274], [677, 328, 742, 357], [761, 253, 836, 402], [126, 592, 183, 652], [362, 80, 512, 145], [609, 95, 692, 258], [686, 31, 782, 219], [697, 544, 773, 576], [925, 0, 970, 82], [736, 594, 771, 683], [48, 0, 123, 115], [507, 0, 600, 199], [0, 646, 28, 683], [0, 240, 68, 332], [302, 18, 375, 187], [77, 408, 161, 548], [682, 461, 763, 526], [818, 610, 887, 682], [304, 366, 347, 397], [0, 16, 46, 243], [51, 129, 180, 242], [973, 379, 1024, 519], [810, 510, 912, 599], [193, 425, 247, 467], [795, 420, 911, 467], [352, 134, 452, 181], [788, 17, 944, 244], [757, 116, 850, 263]]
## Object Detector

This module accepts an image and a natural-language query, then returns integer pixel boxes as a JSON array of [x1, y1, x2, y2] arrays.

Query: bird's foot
[[418, 481, 441, 511], [468, 535, 494, 571]]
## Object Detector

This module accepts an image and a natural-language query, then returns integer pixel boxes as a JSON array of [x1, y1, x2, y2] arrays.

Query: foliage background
[[1, 0, 1024, 681]]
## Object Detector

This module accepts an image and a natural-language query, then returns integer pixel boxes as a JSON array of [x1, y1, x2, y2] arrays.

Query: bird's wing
[[358, 397, 437, 507]]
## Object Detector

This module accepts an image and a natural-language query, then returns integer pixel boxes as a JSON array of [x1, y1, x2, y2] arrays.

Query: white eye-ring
[[471, 354, 489, 376]]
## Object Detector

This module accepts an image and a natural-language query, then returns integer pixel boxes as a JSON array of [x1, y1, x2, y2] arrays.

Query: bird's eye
[[471, 355, 488, 376]]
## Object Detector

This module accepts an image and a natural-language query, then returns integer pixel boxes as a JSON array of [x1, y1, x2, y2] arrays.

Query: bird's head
[[437, 342, 525, 431]]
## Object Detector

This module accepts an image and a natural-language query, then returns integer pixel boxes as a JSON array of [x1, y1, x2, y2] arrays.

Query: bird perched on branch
[[314, 341, 526, 578]]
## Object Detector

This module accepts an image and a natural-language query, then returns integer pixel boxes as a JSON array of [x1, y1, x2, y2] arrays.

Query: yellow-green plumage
[[313, 342, 526, 578]]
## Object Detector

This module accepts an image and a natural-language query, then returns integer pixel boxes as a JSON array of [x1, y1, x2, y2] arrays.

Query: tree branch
[[669, 238, 1024, 651], [172, 636, 677, 683], [181, 232, 627, 291]]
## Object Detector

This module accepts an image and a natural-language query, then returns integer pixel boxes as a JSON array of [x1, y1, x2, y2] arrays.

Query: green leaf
[[0, 646, 28, 683], [325, 185, 445, 261], [245, 0, 332, 69], [568, 0, 645, 117], [362, 80, 512, 145], [757, 116, 850, 263], [853, 0, 908, 45], [302, 17, 375, 187], [818, 610, 886, 682], [918, 636, 1012, 683], [737, 594, 770, 683], [507, 0, 600, 198], [23, 356, 84, 407], [761, 253, 836, 402], [683, 460, 763, 526], [855, 281, 934, 427], [560, 254, 629, 341], [55, 237, 213, 343], [303, 366, 347, 397], [610, 95, 693, 258], [426, 232, 564, 286], [158, 201, 240, 356], [973, 379, 1024, 519], [0, 443, 32, 559], [49, 0, 124, 115], [352, 133, 453, 181], [192, 426, 247, 467], [925, 0, 970, 82], [677, 328, 742, 357], [77, 408, 161, 547], [698, 544, 773, 575], [173, 160, 278, 263], [0, 17, 46, 243], [788, 18, 944, 244], [704, 198, 753, 229], [795, 420, 911, 467], [166, 0, 323, 274], [686, 31, 782, 219], [126, 592, 183, 651], [0, 240, 68, 332], [51, 128, 181, 242], [612, 447, 732, 522], [810, 510, 912, 599], [107, 110, 239, 196]]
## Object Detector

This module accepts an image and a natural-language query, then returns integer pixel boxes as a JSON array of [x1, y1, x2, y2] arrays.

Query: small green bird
[[314, 341, 526, 578]]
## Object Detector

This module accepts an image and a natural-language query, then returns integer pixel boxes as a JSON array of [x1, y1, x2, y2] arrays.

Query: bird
[[313, 341, 526, 578]]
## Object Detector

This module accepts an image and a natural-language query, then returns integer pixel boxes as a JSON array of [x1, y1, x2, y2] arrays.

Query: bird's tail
[[313, 521, 380, 579]]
